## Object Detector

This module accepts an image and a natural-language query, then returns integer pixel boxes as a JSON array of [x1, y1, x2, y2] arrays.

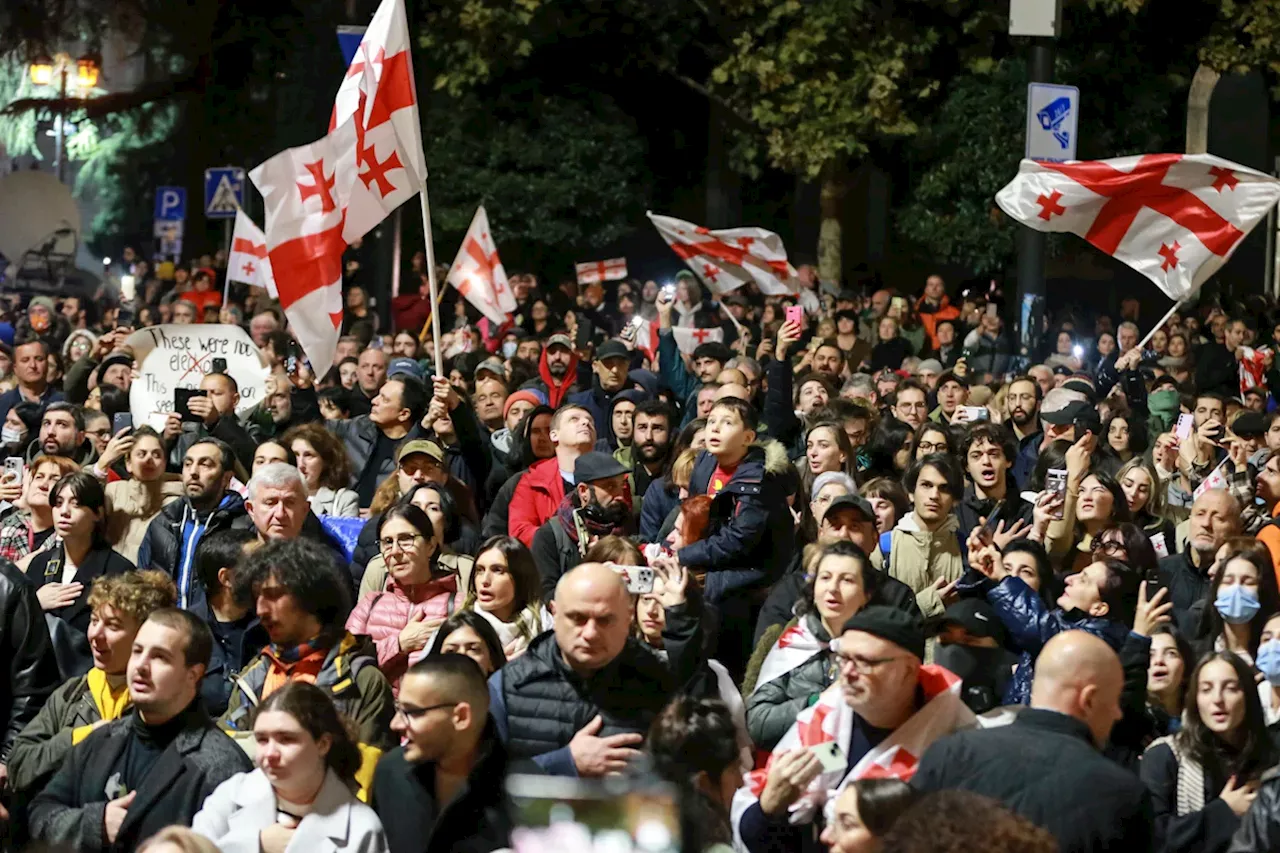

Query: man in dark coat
[[913, 631, 1152, 853], [487, 562, 702, 776], [0, 559, 60, 810], [568, 339, 634, 448], [371, 655, 515, 853], [28, 609, 252, 851]]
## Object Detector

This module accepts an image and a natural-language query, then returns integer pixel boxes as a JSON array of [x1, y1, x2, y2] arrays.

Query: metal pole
[[1267, 155, 1279, 299], [55, 67, 67, 183], [1015, 40, 1053, 344], [391, 208, 403, 297]]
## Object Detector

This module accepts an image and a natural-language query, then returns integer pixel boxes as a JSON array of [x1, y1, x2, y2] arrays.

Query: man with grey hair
[[841, 373, 877, 404], [487, 562, 703, 776], [235, 462, 349, 578], [1117, 320, 1140, 355]]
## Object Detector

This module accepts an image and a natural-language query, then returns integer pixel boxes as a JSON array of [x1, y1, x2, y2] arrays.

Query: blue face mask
[[1214, 584, 1261, 625], [501, 341, 518, 359], [1257, 640, 1280, 685]]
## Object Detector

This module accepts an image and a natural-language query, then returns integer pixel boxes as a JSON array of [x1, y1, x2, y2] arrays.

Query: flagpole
[[418, 189, 443, 377], [1136, 299, 1183, 352]]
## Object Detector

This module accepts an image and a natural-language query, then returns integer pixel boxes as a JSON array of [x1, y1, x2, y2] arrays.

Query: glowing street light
[[26, 53, 101, 183]]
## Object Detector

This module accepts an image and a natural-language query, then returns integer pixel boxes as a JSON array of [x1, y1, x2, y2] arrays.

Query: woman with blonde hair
[[282, 422, 359, 518], [1117, 457, 1175, 552]]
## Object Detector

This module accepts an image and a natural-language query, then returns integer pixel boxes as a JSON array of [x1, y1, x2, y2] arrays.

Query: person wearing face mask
[[1255, 613, 1280, 728], [1141, 652, 1277, 853], [192, 682, 386, 853], [0, 401, 43, 459], [931, 598, 1019, 715], [1192, 540, 1280, 666], [529, 452, 634, 599]]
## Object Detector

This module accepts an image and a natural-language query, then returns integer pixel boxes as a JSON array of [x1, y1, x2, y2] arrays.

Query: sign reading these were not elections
[[126, 324, 270, 431]]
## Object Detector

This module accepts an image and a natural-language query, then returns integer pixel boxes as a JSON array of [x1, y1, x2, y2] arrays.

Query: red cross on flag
[[575, 258, 628, 285], [249, 0, 426, 380], [996, 154, 1280, 301], [670, 325, 723, 355], [226, 210, 278, 298], [446, 206, 514, 325], [648, 212, 799, 296]]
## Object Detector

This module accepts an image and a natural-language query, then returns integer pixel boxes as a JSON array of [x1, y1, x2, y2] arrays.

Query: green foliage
[[423, 90, 648, 267]]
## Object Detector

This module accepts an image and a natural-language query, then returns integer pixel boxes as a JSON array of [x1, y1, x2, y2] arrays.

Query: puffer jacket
[[883, 511, 964, 619], [976, 572, 1129, 705], [677, 441, 795, 602], [743, 612, 836, 751], [1230, 767, 1280, 852], [345, 574, 459, 694], [0, 559, 59, 764], [137, 492, 247, 612]]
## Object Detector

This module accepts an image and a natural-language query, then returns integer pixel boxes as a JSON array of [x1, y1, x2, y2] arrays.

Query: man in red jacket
[[508, 404, 596, 546]]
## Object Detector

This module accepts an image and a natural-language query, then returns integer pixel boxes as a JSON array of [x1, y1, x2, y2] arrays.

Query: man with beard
[[527, 334, 580, 409], [604, 390, 645, 460], [1158, 489, 1242, 634], [530, 453, 634, 599], [626, 401, 672, 518], [138, 439, 247, 613], [569, 340, 632, 446], [27, 403, 96, 467]]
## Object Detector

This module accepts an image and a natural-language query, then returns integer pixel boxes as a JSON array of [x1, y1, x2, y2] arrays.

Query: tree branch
[[1, 74, 200, 119], [668, 72, 757, 132]]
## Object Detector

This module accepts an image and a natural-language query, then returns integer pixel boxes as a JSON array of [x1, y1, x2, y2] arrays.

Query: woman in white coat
[[193, 682, 387, 853]]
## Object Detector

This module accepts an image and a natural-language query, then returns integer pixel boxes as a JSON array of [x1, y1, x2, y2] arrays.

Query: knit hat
[[502, 389, 546, 420], [841, 605, 926, 661]]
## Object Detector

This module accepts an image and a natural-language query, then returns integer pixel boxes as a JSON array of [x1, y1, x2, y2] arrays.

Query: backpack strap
[[878, 530, 893, 562]]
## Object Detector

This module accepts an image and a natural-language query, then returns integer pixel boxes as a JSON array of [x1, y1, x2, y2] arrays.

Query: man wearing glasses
[[370, 654, 515, 853], [734, 606, 975, 853]]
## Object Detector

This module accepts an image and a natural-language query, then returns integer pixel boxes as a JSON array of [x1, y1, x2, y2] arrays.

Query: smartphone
[[1045, 468, 1068, 520], [659, 283, 677, 302], [1206, 422, 1226, 444], [507, 774, 679, 853], [175, 388, 207, 423], [116, 307, 135, 328], [622, 567, 655, 595], [1175, 413, 1194, 441], [112, 412, 133, 434], [211, 357, 227, 373], [1072, 344, 1084, 359], [4, 457, 24, 484], [807, 740, 848, 774], [958, 406, 989, 422], [785, 305, 803, 327]]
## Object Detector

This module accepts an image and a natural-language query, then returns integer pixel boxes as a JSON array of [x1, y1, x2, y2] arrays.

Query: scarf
[[261, 633, 333, 697], [1239, 346, 1270, 396], [752, 616, 827, 693], [731, 665, 975, 840], [554, 491, 628, 553]]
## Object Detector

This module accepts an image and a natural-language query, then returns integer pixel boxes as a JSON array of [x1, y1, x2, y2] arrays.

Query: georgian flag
[[648, 212, 799, 296], [751, 619, 826, 691], [446, 206, 514, 325], [730, 666, 974, 847], [249, 0, 426, 380], [226, 210, 278, 298], [575, 258, 628, 285], [670, 325, 723, 354], [996, 154, 1280, 301]]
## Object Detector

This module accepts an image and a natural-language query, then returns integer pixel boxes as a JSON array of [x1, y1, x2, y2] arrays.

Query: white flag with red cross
[[249, 0, 426, 379], [575, 258, 628, 285], [446, 206, 514, 325], [648, 212, 799, 296], [996, 154, 1280, 301], [671, 325, 723, 355], [227, 210, 278, 298]]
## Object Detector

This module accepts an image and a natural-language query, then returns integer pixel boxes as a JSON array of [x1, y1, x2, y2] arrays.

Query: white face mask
[[501, 341, 518, 359], [1, 426, 24, 445]]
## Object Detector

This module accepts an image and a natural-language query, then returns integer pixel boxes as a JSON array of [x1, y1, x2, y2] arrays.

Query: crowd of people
[[2, 249, 1280, 853]]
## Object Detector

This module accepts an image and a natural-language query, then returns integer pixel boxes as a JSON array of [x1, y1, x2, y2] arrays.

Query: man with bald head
[[913, 631, 1152, 853], [486, 562, 703, 776]]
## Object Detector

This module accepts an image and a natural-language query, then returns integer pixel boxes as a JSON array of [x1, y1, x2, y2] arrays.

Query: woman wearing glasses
[[346, 504, 458, 694], [193, 682, 387, 853], [912, 422, 954, 462]]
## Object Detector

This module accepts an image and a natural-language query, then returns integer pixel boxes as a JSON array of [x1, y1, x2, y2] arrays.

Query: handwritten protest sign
[[126, 324, 270, 431]]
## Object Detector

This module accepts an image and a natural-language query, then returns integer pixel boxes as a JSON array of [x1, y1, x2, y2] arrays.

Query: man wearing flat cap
[[530, 451, 635, 599], [734, 605, 976, 853]]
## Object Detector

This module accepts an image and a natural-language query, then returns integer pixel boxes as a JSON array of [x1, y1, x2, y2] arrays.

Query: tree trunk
[[818, 162, 847, 287]]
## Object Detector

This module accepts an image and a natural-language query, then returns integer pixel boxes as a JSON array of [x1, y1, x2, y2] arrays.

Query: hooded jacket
[[883, 511, 964, 619], [533, 346, 579, 408], [587, 387, 650, 452], [677, 441, 795, 602], [137, 492, 247, 613]]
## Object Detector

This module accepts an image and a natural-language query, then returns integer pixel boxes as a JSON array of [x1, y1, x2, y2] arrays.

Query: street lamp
[[26, 52, 100, 183]]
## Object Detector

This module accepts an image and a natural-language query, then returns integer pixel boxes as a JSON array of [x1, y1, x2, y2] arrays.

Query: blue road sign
[[204, 167, 246, 219], [1025, 83, 1080, 163], [154, 186, 187, 222]]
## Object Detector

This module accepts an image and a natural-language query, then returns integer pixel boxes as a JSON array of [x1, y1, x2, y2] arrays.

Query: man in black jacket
[[912, 630, 1152, 853], [1158, 488, 1241, 634], [371, 654, 515, 853], [0, 560, 60, 819], [138, 438, 247, 613], [488, 562, 702, 776], [1232, 768, 1280, 851], [28, 608, 252, 851]]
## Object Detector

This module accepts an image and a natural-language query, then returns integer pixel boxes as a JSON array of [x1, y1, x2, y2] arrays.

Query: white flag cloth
[[227, 210, 278, 298], [1193, 459, 1231, 501], [575, 258, 628, 285], [249, 0, 426, 379], [670, 326, 723, 355], [750, 619, 825, 692], [996, 154, 1280, 301], [648, 212, 799, 296], [446, 206, 514, 325]]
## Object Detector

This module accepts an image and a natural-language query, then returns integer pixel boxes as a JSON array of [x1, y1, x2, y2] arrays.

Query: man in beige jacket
[[885, 454, 965, 619]]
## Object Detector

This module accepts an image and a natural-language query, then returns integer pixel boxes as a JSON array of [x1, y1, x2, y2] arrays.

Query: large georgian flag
[[648, 212, 800, 296], [446, 206, 515, 325], [250, 0, 426, 379], [996, 154, 1280, 300], [575, 257, 628, 285]]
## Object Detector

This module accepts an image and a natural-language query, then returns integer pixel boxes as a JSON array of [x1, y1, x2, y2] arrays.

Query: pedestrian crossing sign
[[204, 167, 245, 219]]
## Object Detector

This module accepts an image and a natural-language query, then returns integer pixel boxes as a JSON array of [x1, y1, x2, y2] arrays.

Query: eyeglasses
[[828, 642, 905, 675], [393, 701, 457, 720], [916, 441, 947, 454], [1092, 539, 1127, 557], [380, 533, 424, 553]]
